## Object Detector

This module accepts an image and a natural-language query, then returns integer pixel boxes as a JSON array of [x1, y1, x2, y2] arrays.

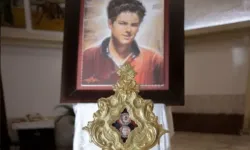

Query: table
[[12, 120, 56, 150]]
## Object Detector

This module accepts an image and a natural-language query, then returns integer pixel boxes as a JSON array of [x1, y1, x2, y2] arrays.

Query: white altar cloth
[[73, 103, 174, 150]]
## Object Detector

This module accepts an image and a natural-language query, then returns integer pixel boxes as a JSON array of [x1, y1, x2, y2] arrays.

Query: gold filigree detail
[[83, 63, 168, 150]]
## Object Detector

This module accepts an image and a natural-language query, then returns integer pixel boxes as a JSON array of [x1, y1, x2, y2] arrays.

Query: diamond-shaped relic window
[[112, 108, 138, 143]]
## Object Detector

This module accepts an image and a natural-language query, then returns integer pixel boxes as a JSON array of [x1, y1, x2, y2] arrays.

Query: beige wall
[[243, 42, 250, 132], [1, 46, 62, 118], [185, 34, 249, 95], [173, 29, 249, 114]]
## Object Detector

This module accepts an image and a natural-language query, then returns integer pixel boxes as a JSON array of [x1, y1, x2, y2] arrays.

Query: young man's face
[[108, 12, 140, 46]]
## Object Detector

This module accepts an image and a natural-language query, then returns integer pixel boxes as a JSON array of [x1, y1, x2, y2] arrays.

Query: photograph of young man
[[81, 0, 164, 85]]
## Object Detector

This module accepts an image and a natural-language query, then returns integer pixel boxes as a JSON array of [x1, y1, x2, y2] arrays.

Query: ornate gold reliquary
[[83, 63, 168, 150]]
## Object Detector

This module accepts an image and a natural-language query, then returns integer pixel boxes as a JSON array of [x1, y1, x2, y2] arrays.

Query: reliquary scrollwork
[[83, 63, 168, 150]]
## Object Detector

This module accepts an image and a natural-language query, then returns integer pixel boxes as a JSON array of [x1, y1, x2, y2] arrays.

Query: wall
[[185, 35, 248, 95], [243, 55, 250, 132], [1, 46, 62, 118], [173, 29, 249, 114], [1, 46, 74, 147]]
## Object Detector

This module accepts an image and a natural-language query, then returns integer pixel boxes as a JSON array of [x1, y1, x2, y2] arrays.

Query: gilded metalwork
[[83, 63, 168, 150]]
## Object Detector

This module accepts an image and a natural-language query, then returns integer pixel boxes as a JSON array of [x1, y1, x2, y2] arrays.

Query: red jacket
[[81, 38, 164, 85]]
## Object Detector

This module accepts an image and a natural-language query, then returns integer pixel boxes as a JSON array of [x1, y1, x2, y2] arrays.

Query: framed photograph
[[61, 0, 184, 105], [29, 0, 65, 31], [1, 0, 26, 28]]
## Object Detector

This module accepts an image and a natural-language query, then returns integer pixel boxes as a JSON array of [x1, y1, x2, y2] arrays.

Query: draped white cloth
[[73, 103, 174, 150]]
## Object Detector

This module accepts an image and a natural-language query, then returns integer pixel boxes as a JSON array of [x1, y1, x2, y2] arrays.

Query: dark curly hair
[[107, 0, 146, 23]]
